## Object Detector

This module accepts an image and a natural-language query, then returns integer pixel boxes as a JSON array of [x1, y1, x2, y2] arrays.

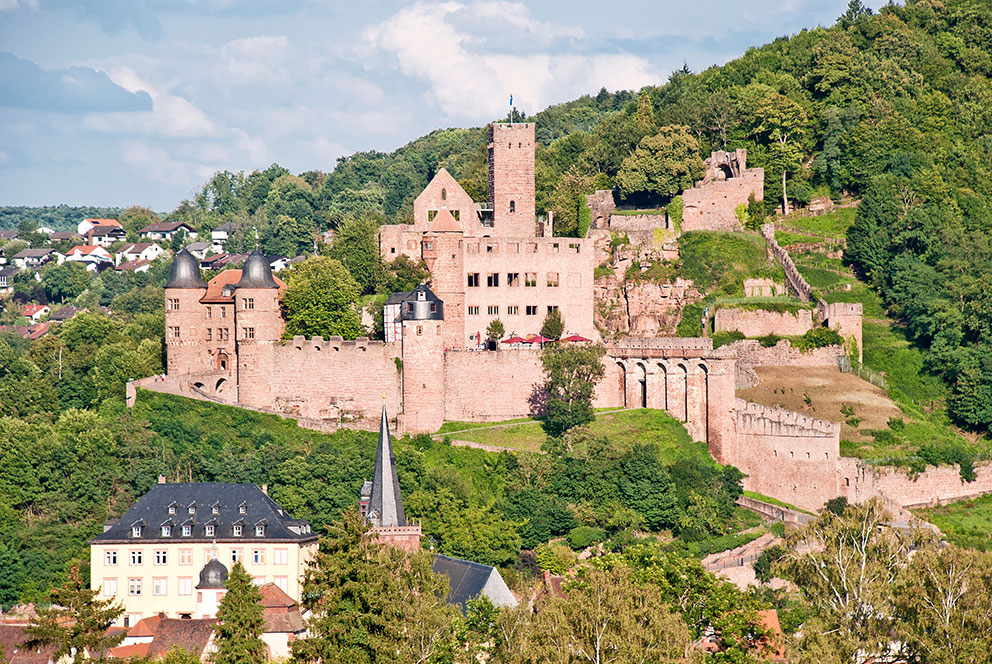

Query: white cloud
[[221, 35, 290, 81], [0, 0, 38, 11], [120, 140, 216, 187], [359, 1, 658, 121], [82, 67, 215, 138]]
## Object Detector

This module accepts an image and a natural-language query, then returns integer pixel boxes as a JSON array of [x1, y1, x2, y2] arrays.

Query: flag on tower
[[509, 91, 513, 107]]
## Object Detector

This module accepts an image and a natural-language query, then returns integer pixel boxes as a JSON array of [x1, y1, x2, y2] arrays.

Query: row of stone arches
[[614, 359, 711, 442]]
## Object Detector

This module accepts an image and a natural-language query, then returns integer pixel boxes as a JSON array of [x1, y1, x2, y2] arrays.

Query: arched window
[[509, 200, 516, 214], [441, 188, 447, 201]]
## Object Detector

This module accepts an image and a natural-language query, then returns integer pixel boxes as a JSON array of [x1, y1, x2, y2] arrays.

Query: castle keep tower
[[363, 403, 422, 551], [164, 249, 208, 376], [233, 251, 284, 404], [399, 284, 445, 433], [489, 123, 536, 237]]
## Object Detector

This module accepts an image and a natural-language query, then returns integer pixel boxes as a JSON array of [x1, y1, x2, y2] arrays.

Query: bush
[[794, 326, 843, 351], [753, 544, 786, 584], [711, 330, 745, 348], [667, 195, 683, 232], [758, 334, 783, 347], [567, 526, 607, 550], [535, 542, 577, 574], [824, 496, 848, 515]]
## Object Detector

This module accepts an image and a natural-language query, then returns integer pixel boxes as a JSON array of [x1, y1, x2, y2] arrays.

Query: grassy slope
[[914, 494, 992, 551], [440, 408, 712, 463]]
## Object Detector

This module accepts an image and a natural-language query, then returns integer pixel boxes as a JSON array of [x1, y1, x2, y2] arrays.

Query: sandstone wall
[[238, 336, 403, 422], [442, 348, 545, 422], [727, 339, 843, 369], [840, 458, 992, 509], [489, 123, 536, 237], [713, 307, 813, 337], [585, 190, 615, 230], [595, 277, 701, 338], [607, 214, 668, 233], [730, 399, 841, 511], [762, 223, 813, 301], [682, 170, 764, 232]]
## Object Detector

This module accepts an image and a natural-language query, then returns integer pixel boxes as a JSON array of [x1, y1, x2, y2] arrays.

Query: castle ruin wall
[[682, 170, 764, 232], [713, 307, 813, 337]]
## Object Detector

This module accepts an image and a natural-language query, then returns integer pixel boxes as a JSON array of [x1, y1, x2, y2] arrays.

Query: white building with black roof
[[89, 480, 318, 628]]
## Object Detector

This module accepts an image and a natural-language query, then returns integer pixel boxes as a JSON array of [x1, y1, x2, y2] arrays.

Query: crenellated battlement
[[733, 398, 839, 437]]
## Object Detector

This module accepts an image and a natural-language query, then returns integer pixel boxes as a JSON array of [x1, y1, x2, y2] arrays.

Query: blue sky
[[0, 0, 890, 211]]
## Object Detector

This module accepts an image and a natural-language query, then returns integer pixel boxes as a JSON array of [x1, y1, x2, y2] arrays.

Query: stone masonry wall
[[840, 458, 992, 508], [727, 339, 843, 369], [607, 214, 668, 233], [713, 307, 813, 337], [730, 399, 841, 511], [682, 170, 764, 232], [762, 223, 813, 301], [442, 348, 545, 422], [490, 123, 536, 237]]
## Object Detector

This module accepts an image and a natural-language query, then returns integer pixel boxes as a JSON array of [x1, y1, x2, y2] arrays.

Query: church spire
[[368, 402, 406, 528]]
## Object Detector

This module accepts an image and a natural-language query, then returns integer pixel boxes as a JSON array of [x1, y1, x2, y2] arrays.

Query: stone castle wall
[[839, 457, 992, 509], [607, 213, 668, 233], [443, 349, 545, 423], [713, 307, 813, 337], [682, 169, 764, 232], [762, 222, 813, 301], [727, 339, 843, 369]]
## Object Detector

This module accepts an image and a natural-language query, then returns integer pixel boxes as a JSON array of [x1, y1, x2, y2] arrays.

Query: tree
[[212, 562, 266, 664], [329, 216, 385, 294], [518, 565, 690, 664], [281, 256, 362, 340], [486, 318, 505, 346], [24, 563, 124, 664], [41, 262, 91, 304], [547, 168, 595, 237], [292, 510, 457, 664], [540, 343, 606, 437], [616, 125, 705, 202], [117, 206, 160, 241], [540, 308, 564, 340]]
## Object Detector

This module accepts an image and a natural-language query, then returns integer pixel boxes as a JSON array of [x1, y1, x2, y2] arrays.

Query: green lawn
[[612, 207, 667, 216], [778, 207, 857, 238], [796, 265, 848, 289], [915, 493, 992, 551], [775, 230, 822, 246], [678, 231, 784, 297], [439, 408, 713, 463]]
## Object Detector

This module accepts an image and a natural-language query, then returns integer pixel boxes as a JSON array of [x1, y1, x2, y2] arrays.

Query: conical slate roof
[[165, 249, 207, 289], [368, 403, 406, 528], [234, 250, 279, 289]]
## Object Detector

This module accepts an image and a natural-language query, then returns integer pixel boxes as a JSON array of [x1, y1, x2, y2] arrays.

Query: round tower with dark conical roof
[[195, 558, 229, 618], [232, 251, 284, 398], [165, 250, 209, 376]]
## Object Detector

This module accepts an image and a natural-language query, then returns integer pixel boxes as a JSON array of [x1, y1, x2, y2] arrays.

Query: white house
[[65, 245, 113, 272], [12, 248, 63, 269], [0, 266, 16, 294], [86, 225, 127, 247], [211, 221, 237, 244], [78, 218, 122, 236], [21, 304, 50, 323], [185, 241, 222, 260], [139, 222, 196, 242], [116, 242, 164, 265]]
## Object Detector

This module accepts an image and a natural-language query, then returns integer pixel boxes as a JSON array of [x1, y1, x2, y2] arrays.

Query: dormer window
[[205, 525, 215, 537], [161, 525, 171, 537], [239, 503, 247, 515], [168, 503, 177, 515], [255, 524, 265, 537], [188, 504, 196, 515], [182, 525, 192, 537], [212, 503, 220, 515], [132, 526, 142, 538], [233, 525, 243, 537]]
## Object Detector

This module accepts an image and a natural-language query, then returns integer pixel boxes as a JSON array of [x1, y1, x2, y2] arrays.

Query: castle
[[154, 121, 992, 514]]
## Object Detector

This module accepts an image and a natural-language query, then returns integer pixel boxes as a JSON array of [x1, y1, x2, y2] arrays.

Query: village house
[[89, 480, 318, 629], [12, 248, 62, 269], [49, 305, 80, 322], [185, 241, 221, 260], [87, 225, 127, 247], [49, 231, 82, 244], [21, 305, 49, 323], [0, 230, 17, 242], [78, 218, 122, 236], [117, 242, 165, 265], [140, 221, 195, 242], [65, 245, 113, 272], [211, 221, 237, 244], [115, 259, 152, 273], [0, 266, 16, 294]]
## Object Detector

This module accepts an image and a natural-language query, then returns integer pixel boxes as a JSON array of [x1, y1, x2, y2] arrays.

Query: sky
[[0, 0, 891, 212]]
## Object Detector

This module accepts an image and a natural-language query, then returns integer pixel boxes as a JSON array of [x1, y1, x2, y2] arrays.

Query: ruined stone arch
[[656, 361, 669, 412], [675, 362, 690, 422], [215, 378, 228, 393], [635, 361, 647, 409]]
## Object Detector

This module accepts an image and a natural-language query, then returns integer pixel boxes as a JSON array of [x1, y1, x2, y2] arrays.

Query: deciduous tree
[[540, 343, 606, 437], [281, 256, 362, 340]]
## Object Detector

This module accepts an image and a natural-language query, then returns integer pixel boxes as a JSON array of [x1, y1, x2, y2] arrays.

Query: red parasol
[[502, 336, 529, 344], [561, 334, 591, 342]]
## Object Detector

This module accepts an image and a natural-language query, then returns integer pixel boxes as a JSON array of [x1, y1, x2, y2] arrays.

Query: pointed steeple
[[368, 403, 406, 528]]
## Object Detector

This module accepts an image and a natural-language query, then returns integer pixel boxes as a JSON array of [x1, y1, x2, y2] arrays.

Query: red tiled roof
[[21, 305, 47, 316], [67, 245, 106, 256], [84, 218, 121, 227], [0, 625, 58, 664], [127, 614, 162, 638], [201, 269, 242, 303], [106, 643, 149, 659], [757, 610, 787, 662], [258, 582, 295, 608], [115, 259, 150, 271]]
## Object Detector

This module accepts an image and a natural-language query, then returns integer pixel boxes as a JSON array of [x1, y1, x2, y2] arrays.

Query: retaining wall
[[714, 308, 813, 337]]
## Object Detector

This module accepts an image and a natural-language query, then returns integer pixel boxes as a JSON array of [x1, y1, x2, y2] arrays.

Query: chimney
[[158, 475, 166, 484], [261, 484, 268, 495]]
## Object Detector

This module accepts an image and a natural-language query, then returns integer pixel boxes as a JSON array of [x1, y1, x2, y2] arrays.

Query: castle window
[[417, 325, 423, 336], [546, 272, 559, 287], [487, 273, 499, 287], [220, 307, 227, 318], [245, 298, 254, 310], [168, 326, 180, 339], [153, 578, 167, 596], [526, 305, 538, 316], [253, 549, 265, 563], [468, 306, 480, 316], [430, 303, 437, 313], [467, 273, 479, 288], [507, 273, 520, 287], [549, 242, 559, 253], [427, 210, 437, 222], [486, 243, 496, 253], [182, 525, 192, 537], [206, 306, 212, 319], [130, 550, 142, 565], [154, 550, 168, 565], [424, 241, 434, 250], [132, 526, 143, 538], [167, 298, 179, 310], [105, 551, 118, 566], [569, 243, 580, 253], [547, 305, 559, 314], [206, 328, 212, 341], [231, 549, 243, 562], [128, 578, 142, 596], [509, 201, 515, 214], [391, 247, 396, 254], [255, 524, 265, 537], [825, 452, 830, 459], [488, 306, 499, 316], [806, 452, 811, 459], [161, 525, 171, 537], [507, 305, 519, 315], [243, 327, 255, 340], [525, 273, 537, 287], [527, 242, 537, 253], [441, 188, 447, 201]]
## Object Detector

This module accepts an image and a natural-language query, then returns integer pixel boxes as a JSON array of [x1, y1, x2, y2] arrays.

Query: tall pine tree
[[212, 562, 266, 664], [24, 563, 124, 664]]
